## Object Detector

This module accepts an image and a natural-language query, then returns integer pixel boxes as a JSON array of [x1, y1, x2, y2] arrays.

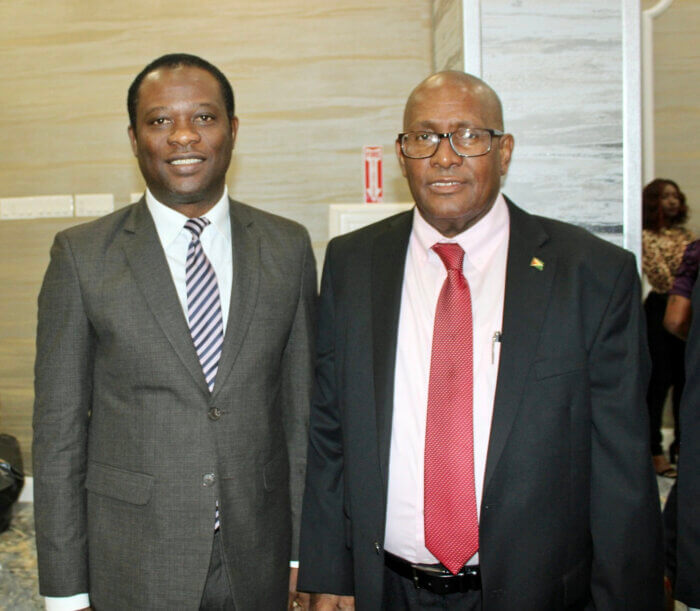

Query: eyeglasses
[[398, 127, 504, 159]]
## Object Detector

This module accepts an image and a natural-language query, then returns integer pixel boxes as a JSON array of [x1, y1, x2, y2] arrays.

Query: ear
[[498, 133, 514, 177], [395, 138, 408, 178], [230, 116, 240, 148], [127, 125, 138, 158]]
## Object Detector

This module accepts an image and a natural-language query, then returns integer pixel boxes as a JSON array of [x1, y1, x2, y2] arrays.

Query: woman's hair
[[642, 178, 688, 231]]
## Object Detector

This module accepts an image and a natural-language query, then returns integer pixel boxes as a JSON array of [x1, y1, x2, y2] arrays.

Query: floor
[[0, 481, 689, 610], [0, 503, 43, 610]]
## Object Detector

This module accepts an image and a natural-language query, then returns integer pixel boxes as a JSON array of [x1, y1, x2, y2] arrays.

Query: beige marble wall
[[651, 0, 700, 234], [433, 0, 463, 71], [0, 0, 432, 473]]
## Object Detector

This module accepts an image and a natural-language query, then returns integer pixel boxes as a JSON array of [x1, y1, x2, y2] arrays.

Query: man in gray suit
[[298, 71, 663, 609], [33, 53, 316, 610]]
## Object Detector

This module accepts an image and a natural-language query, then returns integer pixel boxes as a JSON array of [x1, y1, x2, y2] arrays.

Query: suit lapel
[[122, 200, 210, 394], [211, 200, 260, 400], [372, 211, 413, 490], [483, 200, 556, 492]]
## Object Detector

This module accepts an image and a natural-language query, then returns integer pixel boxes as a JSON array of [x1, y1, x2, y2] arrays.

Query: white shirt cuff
[[45, 593, 90, 611], [289, 560, 299, 568]]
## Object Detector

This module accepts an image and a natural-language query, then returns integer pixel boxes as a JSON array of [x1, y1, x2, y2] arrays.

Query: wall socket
[[0, 195, 74, 220], [75, 193, 114, 217]]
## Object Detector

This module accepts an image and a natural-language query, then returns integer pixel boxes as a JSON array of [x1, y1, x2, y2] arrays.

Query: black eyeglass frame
[[397, 128, 505, 159]]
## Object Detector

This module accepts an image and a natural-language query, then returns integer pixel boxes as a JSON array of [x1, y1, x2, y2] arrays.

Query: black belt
[[384, 551, 481, 594]]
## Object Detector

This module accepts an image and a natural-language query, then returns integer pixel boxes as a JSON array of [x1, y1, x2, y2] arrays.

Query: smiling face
[[128, 65, 238, 217], [396, 73, 513, 237]]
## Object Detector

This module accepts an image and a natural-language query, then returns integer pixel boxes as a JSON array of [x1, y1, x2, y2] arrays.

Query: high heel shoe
[[653, 454, 677, 478]]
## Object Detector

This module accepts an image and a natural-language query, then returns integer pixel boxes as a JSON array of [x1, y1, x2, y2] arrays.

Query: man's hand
[[288, 567, 310, 610], [287, 568, 354, 610], [309, 593, 355, 610]]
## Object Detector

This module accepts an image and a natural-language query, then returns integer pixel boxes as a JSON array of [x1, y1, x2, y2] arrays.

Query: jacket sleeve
[[587, 253, 665, 609], [33, 231, 94, 596], [297, 240, 355, 595], [280, 229, 317, 560], [676, 280, 700, 607]]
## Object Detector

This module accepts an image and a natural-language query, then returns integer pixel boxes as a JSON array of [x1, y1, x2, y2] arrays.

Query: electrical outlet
[[0, 195, 74, 220], [75, 193, 114, 217]]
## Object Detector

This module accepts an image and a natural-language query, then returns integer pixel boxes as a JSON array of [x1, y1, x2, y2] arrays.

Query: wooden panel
[[653, 0, 700, 235], [0, 219, 88, 474], [0, 0, 431, 209], [0, 1, 432, 474]]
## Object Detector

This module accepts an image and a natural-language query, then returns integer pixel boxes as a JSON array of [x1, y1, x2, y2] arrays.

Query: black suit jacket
[[676, 280, 700, 607], [298, 199, 664, 610]]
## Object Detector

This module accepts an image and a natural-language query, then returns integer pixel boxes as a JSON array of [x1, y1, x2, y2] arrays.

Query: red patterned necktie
[[424, 242, 479, 575]]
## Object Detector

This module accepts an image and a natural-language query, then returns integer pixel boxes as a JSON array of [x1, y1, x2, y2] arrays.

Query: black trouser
[[645, 292, 685, 455], [200, 530, 236, 610], [663, 482, 678, 585]]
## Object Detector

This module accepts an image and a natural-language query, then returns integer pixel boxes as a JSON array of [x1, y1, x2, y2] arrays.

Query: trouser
[[645, 292, 685, 455], [200, 530, 236, 610]]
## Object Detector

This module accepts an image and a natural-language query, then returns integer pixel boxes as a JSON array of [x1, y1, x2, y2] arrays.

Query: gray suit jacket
[[298, 199, 664, 610], [33, 198, 316, 610]]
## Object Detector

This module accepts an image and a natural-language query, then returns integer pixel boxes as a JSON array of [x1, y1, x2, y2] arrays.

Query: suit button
[[208, 407, 221, 420], [202, 473, 216, 487], [374, 541, 382, 554]]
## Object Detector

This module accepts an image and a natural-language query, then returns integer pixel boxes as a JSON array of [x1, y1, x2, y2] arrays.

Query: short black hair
[[127, 53, 235, 129]]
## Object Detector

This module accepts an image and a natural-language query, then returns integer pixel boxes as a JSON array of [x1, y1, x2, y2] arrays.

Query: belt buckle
[[410, 562, 448, 590]]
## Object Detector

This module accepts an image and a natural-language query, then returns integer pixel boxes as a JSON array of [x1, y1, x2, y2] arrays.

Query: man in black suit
[[297, 71, 663, 610], [676, 279, 700, 611]]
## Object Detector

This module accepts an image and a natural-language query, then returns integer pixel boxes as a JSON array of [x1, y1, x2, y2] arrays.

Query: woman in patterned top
[[642, 178, 693, 477]]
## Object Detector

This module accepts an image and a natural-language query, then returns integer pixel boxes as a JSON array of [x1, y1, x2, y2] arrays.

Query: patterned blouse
[[642, 226, 694, 294]]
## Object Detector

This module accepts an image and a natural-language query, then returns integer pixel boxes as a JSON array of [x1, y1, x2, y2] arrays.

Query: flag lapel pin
[[530, 257, 544, 271]]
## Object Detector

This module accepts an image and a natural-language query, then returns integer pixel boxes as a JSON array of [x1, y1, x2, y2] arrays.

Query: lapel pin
[[530, 257, 544, 271]]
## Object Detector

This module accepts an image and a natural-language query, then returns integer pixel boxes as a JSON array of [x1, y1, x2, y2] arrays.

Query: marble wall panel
[[480, 1, 624, 239]]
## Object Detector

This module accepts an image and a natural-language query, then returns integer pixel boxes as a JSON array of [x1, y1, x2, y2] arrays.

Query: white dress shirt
[[146, 187, 233, 330], [45, 189, 233, 611], [384, 194, 510, 566]]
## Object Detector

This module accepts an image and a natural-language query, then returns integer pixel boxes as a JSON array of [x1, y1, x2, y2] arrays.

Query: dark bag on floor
[[0, 433, 25, 533]]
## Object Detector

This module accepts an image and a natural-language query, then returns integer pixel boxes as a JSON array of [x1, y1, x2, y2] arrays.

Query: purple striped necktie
[[184, 218, 224, 393]]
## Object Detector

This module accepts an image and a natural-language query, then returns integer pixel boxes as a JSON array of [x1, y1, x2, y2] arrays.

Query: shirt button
[[374, 541, 382, 554], [208, 407, 221, 420], [202, 473, 216, 487]]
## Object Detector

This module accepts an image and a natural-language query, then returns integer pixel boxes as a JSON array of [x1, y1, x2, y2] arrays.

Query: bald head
[[403, 71, 504, 131], [395, 69, 514, 237]]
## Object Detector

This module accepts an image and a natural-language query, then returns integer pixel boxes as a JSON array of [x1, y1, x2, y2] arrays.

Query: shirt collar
[[412, 193, 509, 271], [145, 187, 231, 249]]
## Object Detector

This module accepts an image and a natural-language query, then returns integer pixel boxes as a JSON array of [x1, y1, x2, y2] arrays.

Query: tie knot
[[184, 217, 211, 239], [432, 242, 464, 272]]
